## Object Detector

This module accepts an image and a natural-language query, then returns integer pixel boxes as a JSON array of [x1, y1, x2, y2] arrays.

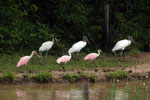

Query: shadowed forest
[[0, 0, 149, 54]]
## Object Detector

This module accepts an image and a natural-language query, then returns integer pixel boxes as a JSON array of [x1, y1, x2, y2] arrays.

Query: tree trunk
[[104, 4, 110, 51]]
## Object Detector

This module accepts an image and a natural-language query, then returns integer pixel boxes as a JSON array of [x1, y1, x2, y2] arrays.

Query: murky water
[[0, 82, 149, 100]]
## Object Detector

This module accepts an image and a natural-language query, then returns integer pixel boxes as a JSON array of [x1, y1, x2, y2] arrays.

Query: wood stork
[[68, 36, 90, 60], [112, 36, 135, 56], [56, 52, 71, 70], [17, 51, 40, 71], [39, 37, 57, 56]]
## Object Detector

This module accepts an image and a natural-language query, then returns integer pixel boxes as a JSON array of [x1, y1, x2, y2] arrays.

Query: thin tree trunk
[[104, 4, 110, 51]]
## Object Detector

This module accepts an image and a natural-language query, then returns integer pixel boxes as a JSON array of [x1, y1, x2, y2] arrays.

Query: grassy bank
[[0, 53, 136, 72]]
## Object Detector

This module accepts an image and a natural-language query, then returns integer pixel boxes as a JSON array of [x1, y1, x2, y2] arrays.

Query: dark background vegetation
[[0, 0, 149, 54]]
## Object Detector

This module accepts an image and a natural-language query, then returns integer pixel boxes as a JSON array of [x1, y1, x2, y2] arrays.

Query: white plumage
[[39, 41, 54, 52], [68, 36, 90, 54], [68, 41, 87, 53], [112, 39, 131, 52], [39, 38, 55, 56], [112, 36, 135, 56]]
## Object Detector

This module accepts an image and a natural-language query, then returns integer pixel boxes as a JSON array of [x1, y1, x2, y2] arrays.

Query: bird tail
[[112, 48, 115, 52], [84, 56, 88, 61], [56, 58, 61, 64]]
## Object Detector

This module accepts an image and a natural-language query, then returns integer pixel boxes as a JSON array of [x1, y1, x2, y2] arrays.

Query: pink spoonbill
[[56, 52, 72, 70], [84, 49, 102, 66], [16, 51, 40, 71]]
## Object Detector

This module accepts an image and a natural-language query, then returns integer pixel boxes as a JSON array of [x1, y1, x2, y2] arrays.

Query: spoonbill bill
[[16, 51, 40, 70], [84, 49, 102, 61], [68, 36, 90, 60], [39, 37, 57, 56], [112, 36, 135, 56], [56, 52, 72, 70]]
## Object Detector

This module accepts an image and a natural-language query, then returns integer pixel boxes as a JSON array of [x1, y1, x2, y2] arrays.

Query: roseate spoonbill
[[16, 51, 40, 70], [84, 49, 102, 61], [56, 52, 71, 70], [112, 36, 135, 56], [39, 37, 57, 56], [68, 36, 90, 60], [84, 49, 102, 67]]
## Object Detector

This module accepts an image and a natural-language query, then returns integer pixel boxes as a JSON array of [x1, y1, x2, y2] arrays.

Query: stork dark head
[[128, 36, 135, 44], [52, 36, 58, 45], [83, 36, 90, 45]]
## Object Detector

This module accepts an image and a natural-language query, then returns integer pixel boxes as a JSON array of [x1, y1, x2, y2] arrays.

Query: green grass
[[62, 72, 96, 83], [26, 72, 53, 83], [0, 53, 136, 72], [106, 70, 128, 79], [0, 71, 16, 82]]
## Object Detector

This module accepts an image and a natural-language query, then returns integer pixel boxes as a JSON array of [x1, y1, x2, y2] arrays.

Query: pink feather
[[84, 53, 99, 61], [56, 54, 71, 64], [16, 56, 31, 67]]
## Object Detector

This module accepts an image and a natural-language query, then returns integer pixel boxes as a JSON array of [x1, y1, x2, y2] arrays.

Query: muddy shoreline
[[0, 67, 150, 85]]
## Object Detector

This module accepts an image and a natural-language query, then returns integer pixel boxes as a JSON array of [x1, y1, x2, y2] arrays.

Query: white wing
[[112, 39, 131, 52], [68, 41, 87, 53], [39, 41, 54, 52]]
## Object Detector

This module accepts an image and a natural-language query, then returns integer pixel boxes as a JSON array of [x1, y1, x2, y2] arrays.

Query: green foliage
[[33, 72, 53, 83], [106, 70, 128, 79], [0, 0, 149, 53], [62, 72, 96, 83], [0, 71, 16, 82]]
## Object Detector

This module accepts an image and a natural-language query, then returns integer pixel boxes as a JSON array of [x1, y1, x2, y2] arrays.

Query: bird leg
[[92, 61, 98, 67], [46, 50, 48, 57], [120, 51, 123, 57], [62, 63, 66, 71], [76, 52, 80, 61], [25, 64, 32, 73]]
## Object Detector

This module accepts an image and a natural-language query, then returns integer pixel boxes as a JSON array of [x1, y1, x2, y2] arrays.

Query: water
[[0, 82, 149, 100]]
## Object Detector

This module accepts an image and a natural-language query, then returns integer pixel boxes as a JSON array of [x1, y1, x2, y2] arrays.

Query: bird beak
[[86, 37, 90, 45], [55, 38, 58, 45], [131, 38, 135, 44], [35, 52, 41, 58]]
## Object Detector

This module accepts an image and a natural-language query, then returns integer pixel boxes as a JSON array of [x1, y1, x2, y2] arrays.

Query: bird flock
[[16, 36, 135, 71]]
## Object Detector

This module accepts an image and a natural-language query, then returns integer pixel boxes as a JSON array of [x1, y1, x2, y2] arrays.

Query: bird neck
[[52, 38, 55, 42], [128, 40, 132, 43], [97, 50, 100, 55], [69, 52, 72, 58], [30, 52, 35, 58]]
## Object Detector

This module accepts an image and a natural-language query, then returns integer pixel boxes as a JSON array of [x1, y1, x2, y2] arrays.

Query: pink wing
[[84, 53, 99, 61], [16, 56, 31, 67], [56, 55, 70, 64]]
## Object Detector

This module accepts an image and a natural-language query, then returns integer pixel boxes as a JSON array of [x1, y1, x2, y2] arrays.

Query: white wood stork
[[68, 36, 90, 60], [112, 36, 135, 56], [39, 37, 57, 56]]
